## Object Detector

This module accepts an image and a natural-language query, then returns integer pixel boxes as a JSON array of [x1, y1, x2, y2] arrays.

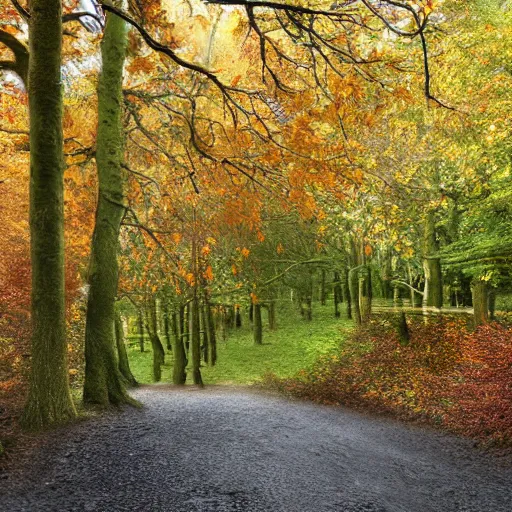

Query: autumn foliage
[[266, 318, 512, 447]]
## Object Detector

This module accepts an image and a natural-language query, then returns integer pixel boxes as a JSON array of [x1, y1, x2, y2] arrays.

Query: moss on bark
[[21, 0, 76, 429], [83, 7, 136, 407]]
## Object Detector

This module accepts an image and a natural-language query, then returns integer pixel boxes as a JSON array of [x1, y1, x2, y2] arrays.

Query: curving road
[[1, 386, 511, 512]]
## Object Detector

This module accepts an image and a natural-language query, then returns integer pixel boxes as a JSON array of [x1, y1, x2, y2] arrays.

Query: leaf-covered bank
[[265, 318, 512, 448]]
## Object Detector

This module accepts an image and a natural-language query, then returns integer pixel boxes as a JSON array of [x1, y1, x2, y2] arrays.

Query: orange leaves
[[203, 265, 214, 282], [250, 291, 258, 304], [276, 243, 284, 255], [241, 247, 250, 258], [126, 57, 156, 75]]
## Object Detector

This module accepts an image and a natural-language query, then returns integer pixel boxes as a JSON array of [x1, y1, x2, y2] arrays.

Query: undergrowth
[[264, 317, 512, 448]]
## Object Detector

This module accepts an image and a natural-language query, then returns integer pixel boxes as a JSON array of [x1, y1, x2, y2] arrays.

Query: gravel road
[[1, 386, 511, 512]]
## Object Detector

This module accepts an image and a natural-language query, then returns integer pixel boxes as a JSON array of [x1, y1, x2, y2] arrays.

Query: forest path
[[1, 386, 511, 512]]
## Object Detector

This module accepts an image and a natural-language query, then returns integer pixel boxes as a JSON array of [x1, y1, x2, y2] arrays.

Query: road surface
[[1, 386, 511, 511]]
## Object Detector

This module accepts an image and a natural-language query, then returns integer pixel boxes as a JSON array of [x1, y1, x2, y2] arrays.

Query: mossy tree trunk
[[235, 305, 242, 328], [200, 304, 210, 364], [114, 309, 138, 387], [206, 303, 217, 366], [163, 304, 172, 351], [268, 300, 276, 330], [83, 6, 134, 406], [359, 266, 372, 324], [22, 0, 77, 429], [333, 272, 342, 319], [145, 299, 165, 382], [171, 310, 187, 385], [348, 267, 361, 326], [190, 296, 204, 386], [422, 211, 443, 308], [341, 269, 352, 320], [253, 304, 263, 345], [472, 280, 489, 327], [137, 309, 145, 352]]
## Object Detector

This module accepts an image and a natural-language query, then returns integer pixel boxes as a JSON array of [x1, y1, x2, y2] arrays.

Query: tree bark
[[201, 304, 209, 364], [190, 296, 204, 386], [268, 300, 277, 330], [22, 0, 76, 428], [333, 272, 342, 319], [137, 309, 145, 352], [423, 211, 443, 308], [114, 310, 138, 387], [163, 304, 172, 351], [348, 267, 361, 326], [341, 269, 352, 320], [253, 303, 263, 345], [359, 265, 372, 324], [207, 303, 217, 366], [145, 300, 165, 382], [83, 6, 134, 406], [235, 304, 242, 328], [472, 280, 489, 327], [171, 310, 187, 385]]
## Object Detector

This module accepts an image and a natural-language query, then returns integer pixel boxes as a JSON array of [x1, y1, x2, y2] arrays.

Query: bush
[[265, 318, 512, 447]]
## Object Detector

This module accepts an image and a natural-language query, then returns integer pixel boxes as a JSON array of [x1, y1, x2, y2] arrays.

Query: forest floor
[[127, 302, 350, 385], [1, 385, 511, 511]]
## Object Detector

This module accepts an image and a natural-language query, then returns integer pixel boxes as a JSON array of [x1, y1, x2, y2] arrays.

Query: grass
[[126, 301, 352, 386]]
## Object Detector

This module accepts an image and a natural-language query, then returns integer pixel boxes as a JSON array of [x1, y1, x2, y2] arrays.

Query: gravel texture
[[1, 385, 511, 512]]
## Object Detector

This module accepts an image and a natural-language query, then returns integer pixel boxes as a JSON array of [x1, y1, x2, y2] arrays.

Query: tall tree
[[83, 2, 135, 406], [21, 0, 77, 429]]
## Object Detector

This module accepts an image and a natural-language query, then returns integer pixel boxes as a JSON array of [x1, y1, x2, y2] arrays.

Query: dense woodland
[[1, 0, 511, 452]]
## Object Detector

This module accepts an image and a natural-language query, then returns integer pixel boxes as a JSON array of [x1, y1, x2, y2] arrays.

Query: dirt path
[[1, 386, 511, 511]]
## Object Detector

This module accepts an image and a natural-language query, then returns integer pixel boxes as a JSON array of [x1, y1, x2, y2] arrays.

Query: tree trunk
[[82, 6, 135, 407], [145, 300, 165, 382], [163, 305, 172, 351], [201, 304, 209, 364], [268, 300, 277, 330], [348, 267, 361, 326], [114, 310, 138, 387], [22, 0, 77, 428], [190, 296, 204, 386], [253, 303, 263, 345], [423, 211, 443, 308], [137, 309, 145, 352], [333, 272, 342, 319], [207, 303, 217, 366], [472, 280, 489, 327], [341, 269, 352, 320], [171, 311, 187, 385], [235, 305, 242, 328], [359, 265, 372, 324]]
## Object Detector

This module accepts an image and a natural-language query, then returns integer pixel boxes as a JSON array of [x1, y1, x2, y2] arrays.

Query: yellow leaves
[[201, 245, 211, 257], [276, 243, 284, 255], [185, 273, 195, 286], [172, 233, 182, 244], [68, 369, 79, 376]]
